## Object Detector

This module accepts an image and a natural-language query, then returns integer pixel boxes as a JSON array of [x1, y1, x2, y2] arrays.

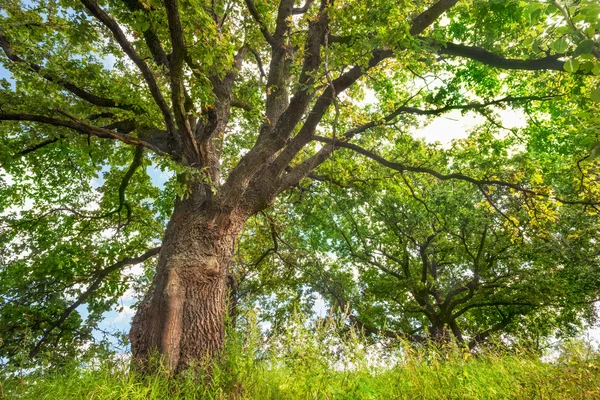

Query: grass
[[2, 314, 599, 399]]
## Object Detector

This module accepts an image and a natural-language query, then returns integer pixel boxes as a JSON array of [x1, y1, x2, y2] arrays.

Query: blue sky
[[0, 65, 14, 88]]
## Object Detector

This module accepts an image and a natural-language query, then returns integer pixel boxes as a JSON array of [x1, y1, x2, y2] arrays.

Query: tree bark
[[428, 322, 452, 344], [129, 183, 246, 373]]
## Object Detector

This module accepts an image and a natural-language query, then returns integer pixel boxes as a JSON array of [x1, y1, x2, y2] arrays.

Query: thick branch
[[121, 0, 170, 68], [163, 0, 186, 93], [439, 42, 571, 72], [164, 0, 200, 162], [259, 0, 296, 128], [239, 0, 458, 207], [256, 0, 332, 145], [313, 136, 600, 206], [220, 1, 335, 207], [410, 0, 459, 36], [79, 0, 177, 136], [0, 113, 167, 155], [262, 49, 393, 197]]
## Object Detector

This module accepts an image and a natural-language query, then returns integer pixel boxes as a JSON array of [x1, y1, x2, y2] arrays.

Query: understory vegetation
[[2, 314, 600, 400]]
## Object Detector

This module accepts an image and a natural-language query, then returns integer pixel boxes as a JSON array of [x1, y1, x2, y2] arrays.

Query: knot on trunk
[[204, 256, 220, 276]]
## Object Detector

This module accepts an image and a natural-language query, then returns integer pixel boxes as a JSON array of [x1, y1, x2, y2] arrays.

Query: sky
[[0, 64, 13, 86]]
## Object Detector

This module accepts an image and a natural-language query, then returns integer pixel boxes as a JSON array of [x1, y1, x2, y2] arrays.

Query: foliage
[[233, 130, 600, 348], [1, 0, 600, 369]]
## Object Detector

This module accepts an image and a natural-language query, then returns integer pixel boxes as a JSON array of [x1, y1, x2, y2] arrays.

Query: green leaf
[[555, 26, 572, 35], [563, 59, 580, 73], [545, 4, 558, 15], [551, 37, 569, 53], [580, 61, 595, 73], [591, 86, 600, 102], [573, 39, 595, 58], [528, 8, 542, 25], [526, 3, 543, 25]]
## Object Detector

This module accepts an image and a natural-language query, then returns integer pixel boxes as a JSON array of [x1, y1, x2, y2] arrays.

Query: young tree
[[1, 0, 599, 371]]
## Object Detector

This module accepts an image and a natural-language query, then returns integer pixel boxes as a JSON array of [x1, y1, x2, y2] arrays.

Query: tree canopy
[[1, 0, 599, 371]]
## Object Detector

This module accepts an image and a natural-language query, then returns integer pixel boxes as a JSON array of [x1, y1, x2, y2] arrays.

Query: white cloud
[[112, 305, 134, 323]]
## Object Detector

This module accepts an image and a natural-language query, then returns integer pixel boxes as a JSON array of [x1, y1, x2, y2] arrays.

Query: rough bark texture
[[129, 185, 246, 372]]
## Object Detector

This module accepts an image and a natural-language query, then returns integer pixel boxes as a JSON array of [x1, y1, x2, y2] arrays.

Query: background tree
[[1, 0, 599, 372], [231, 132, 600, 350]]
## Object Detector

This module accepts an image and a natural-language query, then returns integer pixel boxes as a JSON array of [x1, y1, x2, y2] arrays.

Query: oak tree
[[256, 162, 600, 349], [1, 0, 599, 372]]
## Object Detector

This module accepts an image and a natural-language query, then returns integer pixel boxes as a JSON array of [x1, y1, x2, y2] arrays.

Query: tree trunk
[[129, 184, 246, 373], [428, 322, 452, 344]]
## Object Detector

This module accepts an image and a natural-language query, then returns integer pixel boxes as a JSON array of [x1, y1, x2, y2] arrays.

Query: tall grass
[[2, 312, 599, 399]]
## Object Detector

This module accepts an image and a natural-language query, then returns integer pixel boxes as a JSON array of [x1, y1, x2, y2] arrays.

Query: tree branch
[[96, 146, 144, 228], [236, 0, 458, 207], [468, 314, 515, 350], [0, 31, 142, 113], [164, 0, 200, 162], [121, 0, 170, 67], [327, 0, 460, 45], [277, 93, 556, 194], [313, 136, 600, 206], [390, 95, 560, 116], [220, 0, 334, 207], [261, 49, 393, 199], [249, 47, 267, 78], [29, 246, 161, 357], [13, 136, 64, 157], [79, 0, 177, 137], [410, 0, 459, 36], [292, 0, 316, 15], [244, 0, 275, 45], [438, 41, 576, 72], [0, 113, 167, 155]]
